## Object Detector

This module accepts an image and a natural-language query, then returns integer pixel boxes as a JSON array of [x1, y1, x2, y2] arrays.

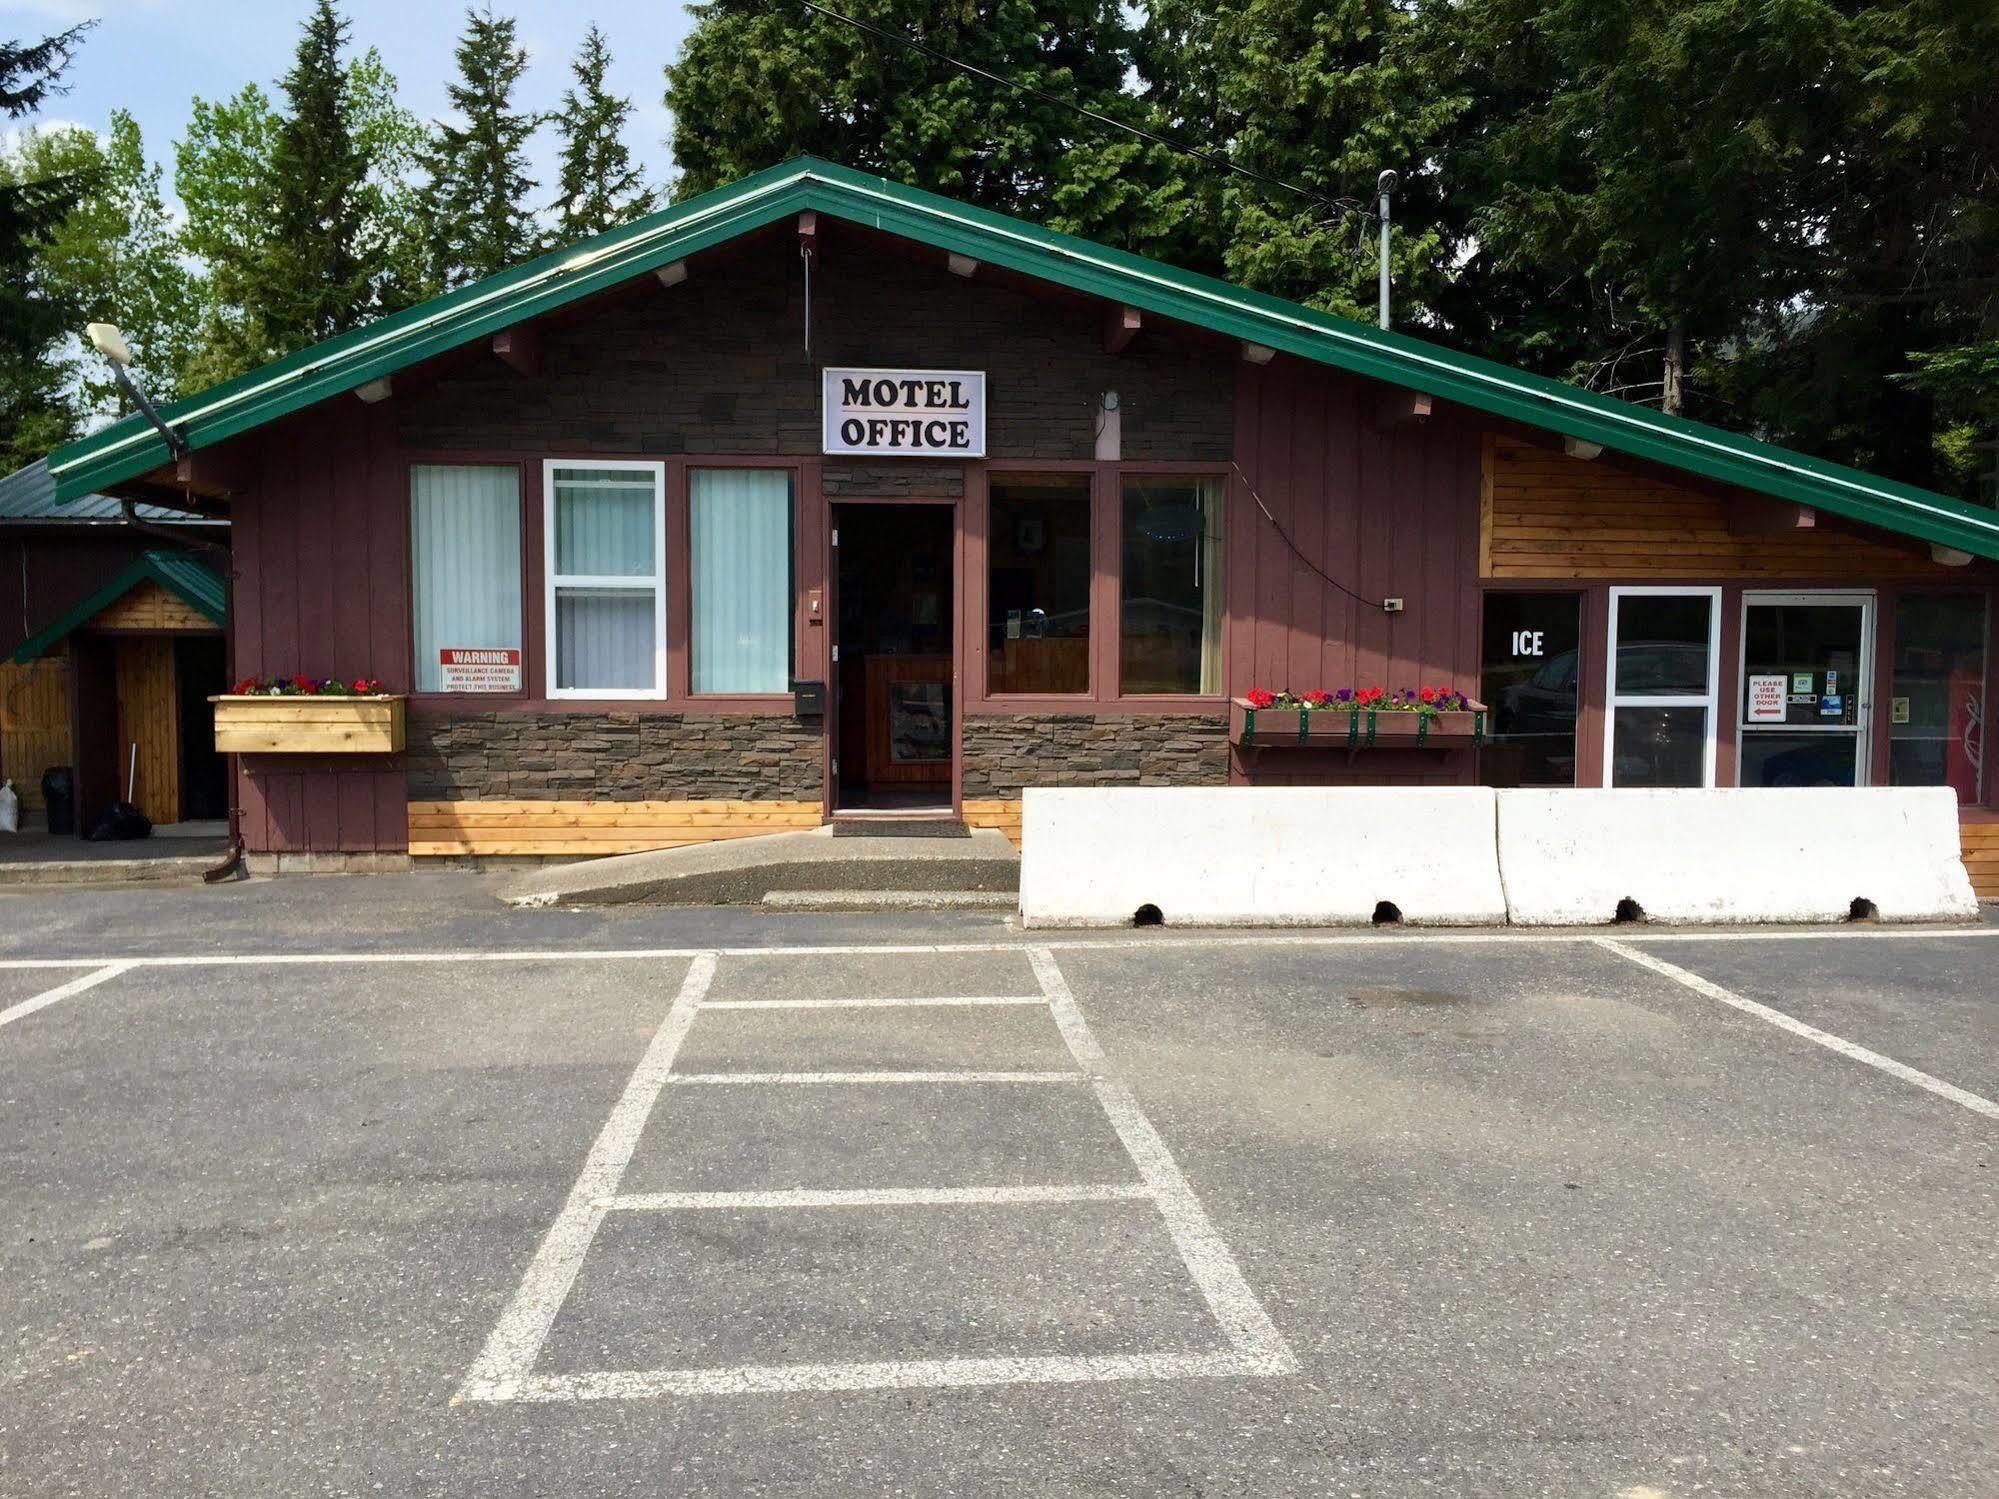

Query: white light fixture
[[88, 322, 133, 367]]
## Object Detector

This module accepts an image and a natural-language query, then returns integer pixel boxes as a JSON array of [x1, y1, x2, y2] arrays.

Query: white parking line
[[459, 952, 717, 1403], [603, 1184, 1151, 1211], [1032, 948, 1298, 1370], [2, 922, 1994, 976], [665, 1069, 1085, 1085], [507, 1348, 1284, 1400], [1598, 938, 1999, 1121], [0, 962, 135, 1031], [460, 944, 1295, 1403], [699, 995, 1048, 1010]]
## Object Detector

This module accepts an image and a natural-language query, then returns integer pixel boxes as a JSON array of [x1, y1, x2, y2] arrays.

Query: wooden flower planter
[[1231, 697, 1487, 750], [210, 694, 406, 754]]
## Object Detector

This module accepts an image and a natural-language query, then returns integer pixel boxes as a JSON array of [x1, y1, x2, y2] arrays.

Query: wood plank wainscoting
[[1959, 810, 1999, 902], [407, 799, 823, 857], [962, 798, 1022, 847]]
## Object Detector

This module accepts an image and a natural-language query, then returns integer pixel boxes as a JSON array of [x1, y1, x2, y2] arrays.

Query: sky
[[1, 0, 700, 200]]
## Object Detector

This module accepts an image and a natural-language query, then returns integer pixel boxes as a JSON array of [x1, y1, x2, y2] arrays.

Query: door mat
[[831, 819, 972, 838]]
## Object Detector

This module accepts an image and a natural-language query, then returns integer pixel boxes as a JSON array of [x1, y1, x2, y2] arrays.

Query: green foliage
[[0, 22, 95, 469], [423, 8, 541, 286], [553, 24, 655, 239], [664, 0, 1176, 252], [2, 114, 196, 421], [176, 13, 427, 386]]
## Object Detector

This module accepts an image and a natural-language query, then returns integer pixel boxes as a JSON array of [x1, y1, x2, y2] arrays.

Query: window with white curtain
[[690, 468, 793, 694], [544, 460, 665, 697], [410, 465, 521, 693]]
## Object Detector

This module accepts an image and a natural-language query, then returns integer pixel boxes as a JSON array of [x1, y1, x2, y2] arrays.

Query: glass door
[[1738, 592, 1874, 787]]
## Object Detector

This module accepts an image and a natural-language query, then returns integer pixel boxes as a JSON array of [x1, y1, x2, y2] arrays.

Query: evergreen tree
[[552, 24, 655, 240], [0, 21, 94, 468], [3, 114, 197, 422], [424, 8, 541, 286], [663, 0, 1178, 252], [177, 42, 425, 385], [264, 0, 372, 349], [1136, 0, 1458, 321]]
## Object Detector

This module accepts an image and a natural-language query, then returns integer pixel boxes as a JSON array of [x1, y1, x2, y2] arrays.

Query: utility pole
[[1376, 170, 1399, 330]]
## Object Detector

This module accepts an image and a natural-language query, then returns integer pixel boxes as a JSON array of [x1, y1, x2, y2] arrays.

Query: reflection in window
[[1479, 593, 1581, 785], [1890, 593, 1986, 800], [988, 475, 1091, 694], [1121, 477, 1224, 695], [1607, 589, 1716, 787]]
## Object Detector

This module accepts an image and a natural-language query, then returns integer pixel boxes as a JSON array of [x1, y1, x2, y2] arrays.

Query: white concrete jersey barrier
[[1495, 787, 1977, 925], [1018, 787, 1508, 928]]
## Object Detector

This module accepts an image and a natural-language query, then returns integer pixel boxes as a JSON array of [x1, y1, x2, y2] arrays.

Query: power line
[[794, 0, 1369, 231], [1231, 461, 1388, 614]]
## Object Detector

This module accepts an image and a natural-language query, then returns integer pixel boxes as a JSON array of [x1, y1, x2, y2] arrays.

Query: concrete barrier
[[1018, 786, 1507, 927], [1495, 787, 1978, 925]]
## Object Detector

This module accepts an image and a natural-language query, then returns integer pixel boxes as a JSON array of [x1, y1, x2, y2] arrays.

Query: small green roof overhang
[[11, 550, 226, 663], [41, 156, 1999, 562]]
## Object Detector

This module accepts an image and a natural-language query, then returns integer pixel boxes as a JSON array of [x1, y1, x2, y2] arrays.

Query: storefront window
[[1479, 593, 1581, 785], [545, 461, 665, 696], [1120, 477, 1223, 695], [1890, 592, 1986, 801], [1738, 595, 1868, 787], [690, 468, 792, 694], [410, 465, 521, 693], [1606, 588, 1718, 786], [988, 474, 1091, 694]]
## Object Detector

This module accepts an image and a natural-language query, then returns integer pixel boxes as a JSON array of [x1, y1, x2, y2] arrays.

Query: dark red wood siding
[[231, 402, 410, 853], [1227, 362, 1484, 784]]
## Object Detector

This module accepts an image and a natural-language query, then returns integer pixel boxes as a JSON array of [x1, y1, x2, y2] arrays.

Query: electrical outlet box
[[1382, 597, 1405, 613]]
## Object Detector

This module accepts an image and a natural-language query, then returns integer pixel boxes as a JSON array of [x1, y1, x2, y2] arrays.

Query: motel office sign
[[822, 368, 987, 457]]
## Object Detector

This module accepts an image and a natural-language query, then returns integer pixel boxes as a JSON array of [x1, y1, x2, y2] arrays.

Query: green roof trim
[[11, 549, 226, 663], [43, 155, 1999, 560]]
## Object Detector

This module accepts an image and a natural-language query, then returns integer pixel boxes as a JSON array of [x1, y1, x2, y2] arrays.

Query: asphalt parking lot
[[2, 876, 1995, 1497]]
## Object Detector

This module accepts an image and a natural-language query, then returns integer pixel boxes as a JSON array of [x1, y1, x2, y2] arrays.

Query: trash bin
[[41, 766, 74, 836]]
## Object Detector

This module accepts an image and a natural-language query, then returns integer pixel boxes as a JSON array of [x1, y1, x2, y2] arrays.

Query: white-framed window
[[1603, 585, 1721, 787], [411, 464, 522, 693], [690, 467, 793, 694], [543, 459, 666, 698]]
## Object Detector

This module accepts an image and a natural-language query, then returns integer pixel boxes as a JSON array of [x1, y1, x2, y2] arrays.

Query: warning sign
[[439, 647, 521, 693], [1746, 673, 1787, 723]]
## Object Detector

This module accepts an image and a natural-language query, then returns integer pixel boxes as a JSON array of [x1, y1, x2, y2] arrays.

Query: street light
[[85, 321, 187, 457]]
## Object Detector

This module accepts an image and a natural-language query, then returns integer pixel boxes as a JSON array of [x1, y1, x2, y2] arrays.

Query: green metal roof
[[11, 549, 226, 663], [43, 155, 1999, 560]]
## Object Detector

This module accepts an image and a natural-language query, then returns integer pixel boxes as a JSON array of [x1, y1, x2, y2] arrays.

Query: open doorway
[[833, 502, 955, 813]]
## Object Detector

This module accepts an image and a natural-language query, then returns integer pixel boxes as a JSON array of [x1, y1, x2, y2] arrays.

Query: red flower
[[1244, 687, 1276, 709], [1300, 689, 1330, 707], [351, 678, 371, 694], [231, 677, 256, 696], [1419, 686, 1436, 703]]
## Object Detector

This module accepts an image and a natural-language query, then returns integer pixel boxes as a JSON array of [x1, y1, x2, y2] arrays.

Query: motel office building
[[34, 160, 1999, 882]]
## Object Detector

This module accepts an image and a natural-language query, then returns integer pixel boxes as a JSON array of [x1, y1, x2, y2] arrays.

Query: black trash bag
[[84, 802, 152, 841], [40, 766, 74, 836]]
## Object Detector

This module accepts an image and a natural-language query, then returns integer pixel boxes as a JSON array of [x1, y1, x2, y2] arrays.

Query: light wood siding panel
[[407, 798, 821, 856], [1960, 815, 1999, 901], [1483, 435, 1960, 580], [963, 797, 1022, 847], [0, 647, 71, 813], [90, 580, 218, 632], [113, 637, 178, 823]]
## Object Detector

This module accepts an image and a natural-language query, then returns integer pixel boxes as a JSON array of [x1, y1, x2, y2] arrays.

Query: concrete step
[[503, 825, 1019, 908], [761, 889, 1018, 913]]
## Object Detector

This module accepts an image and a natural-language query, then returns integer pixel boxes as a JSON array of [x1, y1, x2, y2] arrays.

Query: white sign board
[[1746, 673, 1787, 723], [439, 647, 521, 693], [822, 368, 985, 457]]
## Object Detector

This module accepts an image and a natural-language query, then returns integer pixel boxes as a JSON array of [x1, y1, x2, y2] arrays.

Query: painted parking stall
[[459, 945, 1294, 1401]]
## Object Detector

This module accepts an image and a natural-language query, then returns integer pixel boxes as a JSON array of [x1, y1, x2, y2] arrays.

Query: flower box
[[1231, 696, 1487, 749], [210, 694, 406, 754]]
